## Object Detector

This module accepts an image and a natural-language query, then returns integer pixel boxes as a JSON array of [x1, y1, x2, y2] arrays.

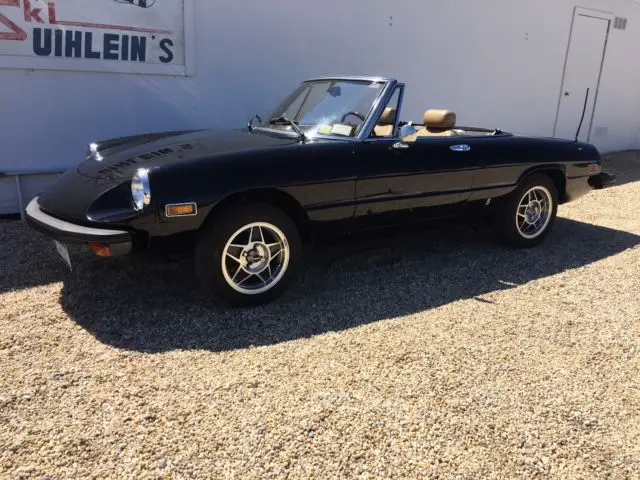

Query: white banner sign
[[0, 0, 191, 75]]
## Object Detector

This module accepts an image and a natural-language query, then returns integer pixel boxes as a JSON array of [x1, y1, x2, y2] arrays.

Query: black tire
[[491, 173, 558, 248], [195, 203, 302, 306]]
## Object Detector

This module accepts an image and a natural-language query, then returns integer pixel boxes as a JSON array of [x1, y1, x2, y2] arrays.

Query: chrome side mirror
[[399, 123, 417, 138]]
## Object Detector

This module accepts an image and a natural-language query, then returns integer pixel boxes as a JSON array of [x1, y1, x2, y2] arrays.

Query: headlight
[[131, 168, 151, 211]]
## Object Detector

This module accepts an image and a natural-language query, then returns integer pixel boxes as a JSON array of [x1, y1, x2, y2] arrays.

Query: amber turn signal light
[[88, 242, 111, 257], [166, 203, 197, 217]]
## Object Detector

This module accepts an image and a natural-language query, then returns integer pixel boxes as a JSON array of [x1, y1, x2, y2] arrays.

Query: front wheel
[[195, 203, 302, 306], [491, 173, 558, 248]]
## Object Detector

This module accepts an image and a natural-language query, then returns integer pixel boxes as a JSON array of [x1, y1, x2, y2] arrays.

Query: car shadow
[[55, 216, 639, 353]]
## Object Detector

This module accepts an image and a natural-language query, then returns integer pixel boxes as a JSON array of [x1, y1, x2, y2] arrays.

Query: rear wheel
[[491, 173, 558, 248], [195, 203, 301, 306]]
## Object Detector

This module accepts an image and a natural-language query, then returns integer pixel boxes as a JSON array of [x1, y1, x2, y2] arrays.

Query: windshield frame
[[254, 77, 398, 142]]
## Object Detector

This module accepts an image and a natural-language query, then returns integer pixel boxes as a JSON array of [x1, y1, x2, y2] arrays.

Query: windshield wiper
[[269, 116, 306, 141]]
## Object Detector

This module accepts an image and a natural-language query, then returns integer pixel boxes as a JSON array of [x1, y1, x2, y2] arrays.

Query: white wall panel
[[1, 0, 639, 213]]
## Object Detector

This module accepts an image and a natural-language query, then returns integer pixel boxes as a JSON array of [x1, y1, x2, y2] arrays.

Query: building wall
[[1, 0, 639, 213]]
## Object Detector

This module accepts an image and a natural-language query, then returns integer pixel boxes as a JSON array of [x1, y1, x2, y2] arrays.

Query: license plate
[[53, 240, 72, 271]]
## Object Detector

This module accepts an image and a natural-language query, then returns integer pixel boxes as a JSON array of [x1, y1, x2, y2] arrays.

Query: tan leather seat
[[373, 107, 396, 137], [404, 109, 457, 141]]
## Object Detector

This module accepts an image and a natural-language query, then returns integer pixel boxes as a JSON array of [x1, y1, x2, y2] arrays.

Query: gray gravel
[[1, 152, 639, 479]]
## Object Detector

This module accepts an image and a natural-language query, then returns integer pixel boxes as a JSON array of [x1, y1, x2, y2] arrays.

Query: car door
[[354, 135, 479, 226]]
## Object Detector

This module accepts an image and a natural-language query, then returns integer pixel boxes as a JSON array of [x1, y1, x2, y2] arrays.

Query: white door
[[554, 11, 610, 142]]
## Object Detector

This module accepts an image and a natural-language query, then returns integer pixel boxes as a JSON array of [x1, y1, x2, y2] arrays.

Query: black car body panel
[[27, 76, 613, 256]]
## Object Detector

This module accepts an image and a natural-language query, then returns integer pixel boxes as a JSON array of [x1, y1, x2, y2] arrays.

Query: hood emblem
[[89, 143, 104, 162]]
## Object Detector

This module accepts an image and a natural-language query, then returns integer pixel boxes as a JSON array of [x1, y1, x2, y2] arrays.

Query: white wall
[[1, 0, 640, 213]]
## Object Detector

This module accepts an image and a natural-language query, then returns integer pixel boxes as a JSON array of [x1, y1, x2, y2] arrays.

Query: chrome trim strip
[[165, 202, 198, 217], [356, 79, 398, 140], [252, 127, 359, 142], [311, 134, 358, 142], [358, 137, 398, 143], [305, 75, 393, 83], [393, 83, 406, 137]]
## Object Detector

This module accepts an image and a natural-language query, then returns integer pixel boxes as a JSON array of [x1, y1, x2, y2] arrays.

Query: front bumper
[[26, 197, 132, 253], [588, 171, 617, 189]]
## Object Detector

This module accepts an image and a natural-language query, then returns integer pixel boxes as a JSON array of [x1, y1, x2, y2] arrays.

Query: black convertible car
[[26, 76, 615, 305]]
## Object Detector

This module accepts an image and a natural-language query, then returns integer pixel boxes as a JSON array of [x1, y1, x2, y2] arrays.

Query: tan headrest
[[424, 109, 456, 129], [379, 107, 396, 124]]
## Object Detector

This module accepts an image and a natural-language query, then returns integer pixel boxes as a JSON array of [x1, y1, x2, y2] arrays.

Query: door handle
[[450, 144, 471, 152], [391, 142, 410, 150]]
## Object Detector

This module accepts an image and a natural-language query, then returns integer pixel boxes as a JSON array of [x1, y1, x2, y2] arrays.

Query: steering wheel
[[340, 111, 365, 123]]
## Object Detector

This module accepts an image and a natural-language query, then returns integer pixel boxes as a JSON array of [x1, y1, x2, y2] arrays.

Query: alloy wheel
[[515, 186, 553, 239], [221, 222, 290, 295]]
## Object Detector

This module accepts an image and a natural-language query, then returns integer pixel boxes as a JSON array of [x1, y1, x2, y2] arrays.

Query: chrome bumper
[[25, 196, 132, 248]]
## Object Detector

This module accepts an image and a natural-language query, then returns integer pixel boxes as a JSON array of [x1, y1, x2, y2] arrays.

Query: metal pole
[[15, 175, 25, 221]]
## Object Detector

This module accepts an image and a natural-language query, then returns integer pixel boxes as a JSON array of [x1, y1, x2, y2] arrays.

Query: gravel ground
[[1, 153, 639, 479]]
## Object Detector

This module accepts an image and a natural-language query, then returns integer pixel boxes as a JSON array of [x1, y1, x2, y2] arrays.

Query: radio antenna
[[574, 88, 590, 142]]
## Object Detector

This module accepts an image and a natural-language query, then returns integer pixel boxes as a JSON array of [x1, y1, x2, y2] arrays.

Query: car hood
[[77, 128, 300, 181], [38, 128, 299, 224]]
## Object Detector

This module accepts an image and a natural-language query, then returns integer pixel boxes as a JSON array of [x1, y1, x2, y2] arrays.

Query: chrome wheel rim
[[516, 186, 553, 239], [221, 222, 290, 295]]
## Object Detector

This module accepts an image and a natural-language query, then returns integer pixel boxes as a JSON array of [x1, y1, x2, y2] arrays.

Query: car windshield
[[259, 79, 386, 138]]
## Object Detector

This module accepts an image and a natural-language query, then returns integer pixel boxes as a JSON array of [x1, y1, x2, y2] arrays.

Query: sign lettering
[[0, 0, 187, 75]]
